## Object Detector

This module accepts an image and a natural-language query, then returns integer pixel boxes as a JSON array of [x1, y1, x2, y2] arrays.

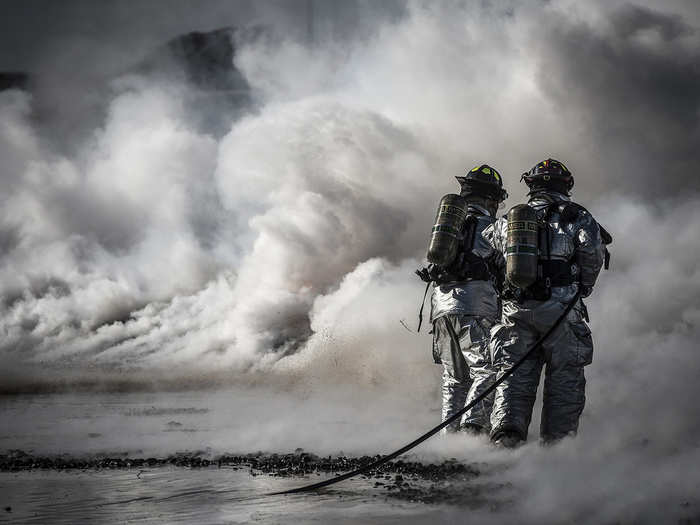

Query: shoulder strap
[[556, 202, 613, 244], [557, 202, 586, 223], [462, 214, 478, 251], [416, 281, 431, 332], [598, 224, 613, 245]]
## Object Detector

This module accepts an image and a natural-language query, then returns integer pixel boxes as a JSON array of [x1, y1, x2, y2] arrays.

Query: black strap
[[439, 215, 485, 283], [539, 260, 576, 286], [268, 291, 582, 496], [463, 215, 478, 251], [416, 281, 431, 332], [599, 224, 613, 245], [599, 224, 612, 270]]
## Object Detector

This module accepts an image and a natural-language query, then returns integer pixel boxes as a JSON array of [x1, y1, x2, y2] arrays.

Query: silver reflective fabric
[[431, 280, 499, 322], [483, 191, 605, 441], [483, 192, 605, 289], [433, 314, 495, 433], [430, 205, 500, 433]]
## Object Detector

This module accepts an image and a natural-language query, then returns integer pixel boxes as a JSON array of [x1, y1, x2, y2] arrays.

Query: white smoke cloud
[[1, 1, 699, 522]]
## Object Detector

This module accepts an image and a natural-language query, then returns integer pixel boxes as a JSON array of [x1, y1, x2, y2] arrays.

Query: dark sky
[[0, 0, 406, 73], [0, 0, 250, 71], [533, 2, 700, 200]]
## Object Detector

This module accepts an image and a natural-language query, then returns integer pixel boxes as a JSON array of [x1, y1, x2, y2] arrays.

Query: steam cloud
[[1, 0, 699, 522]]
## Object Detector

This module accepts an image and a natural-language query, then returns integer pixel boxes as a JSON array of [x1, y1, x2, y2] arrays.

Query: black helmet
[[521, 158, 574, 195], [455, 164, 508, 202]]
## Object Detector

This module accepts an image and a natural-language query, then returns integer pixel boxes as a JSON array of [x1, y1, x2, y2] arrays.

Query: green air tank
[[506, 204, 539, 289], [427, 194, 469, 267]]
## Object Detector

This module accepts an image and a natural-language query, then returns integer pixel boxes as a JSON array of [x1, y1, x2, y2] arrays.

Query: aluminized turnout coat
[[482, 191, 605, 442], [430, 205, 500, 433]]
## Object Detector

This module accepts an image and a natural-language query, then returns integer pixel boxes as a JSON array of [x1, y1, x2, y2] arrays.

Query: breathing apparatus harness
[[502, 159, 611, 303], [503, 197, 612, 304], [414, 165, 507, 331], [425, 212, 492, 283], [414, 207, 500, 332]]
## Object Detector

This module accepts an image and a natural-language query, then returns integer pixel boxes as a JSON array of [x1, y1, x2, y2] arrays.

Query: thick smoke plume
[[1, 1, 699, 522]]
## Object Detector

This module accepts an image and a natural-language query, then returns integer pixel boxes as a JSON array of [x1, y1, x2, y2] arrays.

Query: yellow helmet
[[455, 164, 508, 202]]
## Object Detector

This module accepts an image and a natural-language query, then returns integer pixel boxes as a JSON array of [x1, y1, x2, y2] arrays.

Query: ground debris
[[0, 449, 479, 482], [0, 449, 502, 507]]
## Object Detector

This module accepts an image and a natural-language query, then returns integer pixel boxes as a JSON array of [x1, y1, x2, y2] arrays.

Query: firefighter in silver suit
[[418, 165, 508, 435], [483, 159, 609, 446]]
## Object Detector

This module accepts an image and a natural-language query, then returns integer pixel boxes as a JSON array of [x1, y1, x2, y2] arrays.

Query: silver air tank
[[427, 194, 469, 267], [506, 204, 538, 289]]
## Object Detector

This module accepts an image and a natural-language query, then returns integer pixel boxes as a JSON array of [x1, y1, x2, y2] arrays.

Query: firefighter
[[483, 159, 609, 446], [418, 164, 508, 434]]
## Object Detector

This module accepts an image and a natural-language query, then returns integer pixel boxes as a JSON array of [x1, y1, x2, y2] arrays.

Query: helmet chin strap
[[527, 189, 571, 201]]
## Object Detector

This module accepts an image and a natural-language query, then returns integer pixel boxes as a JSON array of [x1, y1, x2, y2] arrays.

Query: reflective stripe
[[432, 224, 461, 237], [507, 220, 538, 232], [440, 204, 468, 218]]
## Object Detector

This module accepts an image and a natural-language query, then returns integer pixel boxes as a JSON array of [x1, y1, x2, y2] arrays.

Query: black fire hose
[[269, 290, 582, 496]]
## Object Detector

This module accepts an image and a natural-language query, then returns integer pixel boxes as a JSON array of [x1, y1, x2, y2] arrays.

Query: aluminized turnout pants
[[433, 314, 495, 433], [489, 292, 593, 442]]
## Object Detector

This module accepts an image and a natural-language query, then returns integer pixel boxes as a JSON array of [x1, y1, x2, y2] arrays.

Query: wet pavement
[[0, 449, 506, 507], [0, 389, 514, 522], [0, 452, 508, 524]]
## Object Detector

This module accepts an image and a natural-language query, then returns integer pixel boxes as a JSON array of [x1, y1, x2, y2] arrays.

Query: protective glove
[[415, 267, 431, 282], [415, 264, 442, 283]]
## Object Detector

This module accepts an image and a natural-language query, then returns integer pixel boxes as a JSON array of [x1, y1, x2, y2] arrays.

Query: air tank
[[506, 204, 539, 289], [427, 194, 469, 267]]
